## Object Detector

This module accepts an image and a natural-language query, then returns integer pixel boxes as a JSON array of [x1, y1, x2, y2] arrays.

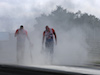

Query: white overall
[[16, 29, 27, 64]]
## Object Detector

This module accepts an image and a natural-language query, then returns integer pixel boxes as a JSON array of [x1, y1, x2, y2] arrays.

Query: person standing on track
[[42, 26, 57, 64], [15, 25, 31, 64]]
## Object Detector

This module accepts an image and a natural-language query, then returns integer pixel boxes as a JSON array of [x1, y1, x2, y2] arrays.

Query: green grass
[[93, 61, 100, 64]]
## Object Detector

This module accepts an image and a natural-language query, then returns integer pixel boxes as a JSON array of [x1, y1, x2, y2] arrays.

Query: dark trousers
[[45, 41, 54, 53], [45, 40, 54, 64]]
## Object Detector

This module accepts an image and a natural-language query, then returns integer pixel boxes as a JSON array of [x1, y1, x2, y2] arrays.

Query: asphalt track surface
[[0, 64, 100, 75]]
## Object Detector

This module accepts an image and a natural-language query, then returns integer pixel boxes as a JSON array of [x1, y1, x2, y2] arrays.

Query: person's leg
[[17, 44, 21, 64], [20, 45, 25, 64], [45, 41, 50, 64], [17, 42, 25, 65], [49, 41, 54, 64], [16, 41, 19, 64], [45, 41, 54, 64]]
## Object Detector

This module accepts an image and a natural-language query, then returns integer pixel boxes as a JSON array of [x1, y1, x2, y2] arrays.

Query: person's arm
[[41, 31, 45, 52], [26, 33, 29, 41], [25, 30, 32, 45], [42, 31, 45, 45], [27, 35, 33, 47], [15, 29, 18, 37], [52, 29, 57, 45]]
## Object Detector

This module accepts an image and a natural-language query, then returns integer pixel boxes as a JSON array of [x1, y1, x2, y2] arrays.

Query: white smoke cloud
[[19, 25, 89, 66], [0, 0, 98, 67], [53, 27, 89, 66]]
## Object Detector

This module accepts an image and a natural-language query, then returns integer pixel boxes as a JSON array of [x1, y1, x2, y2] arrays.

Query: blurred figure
[[42, 26, 57, 64], [15, 25, 31, 64]]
